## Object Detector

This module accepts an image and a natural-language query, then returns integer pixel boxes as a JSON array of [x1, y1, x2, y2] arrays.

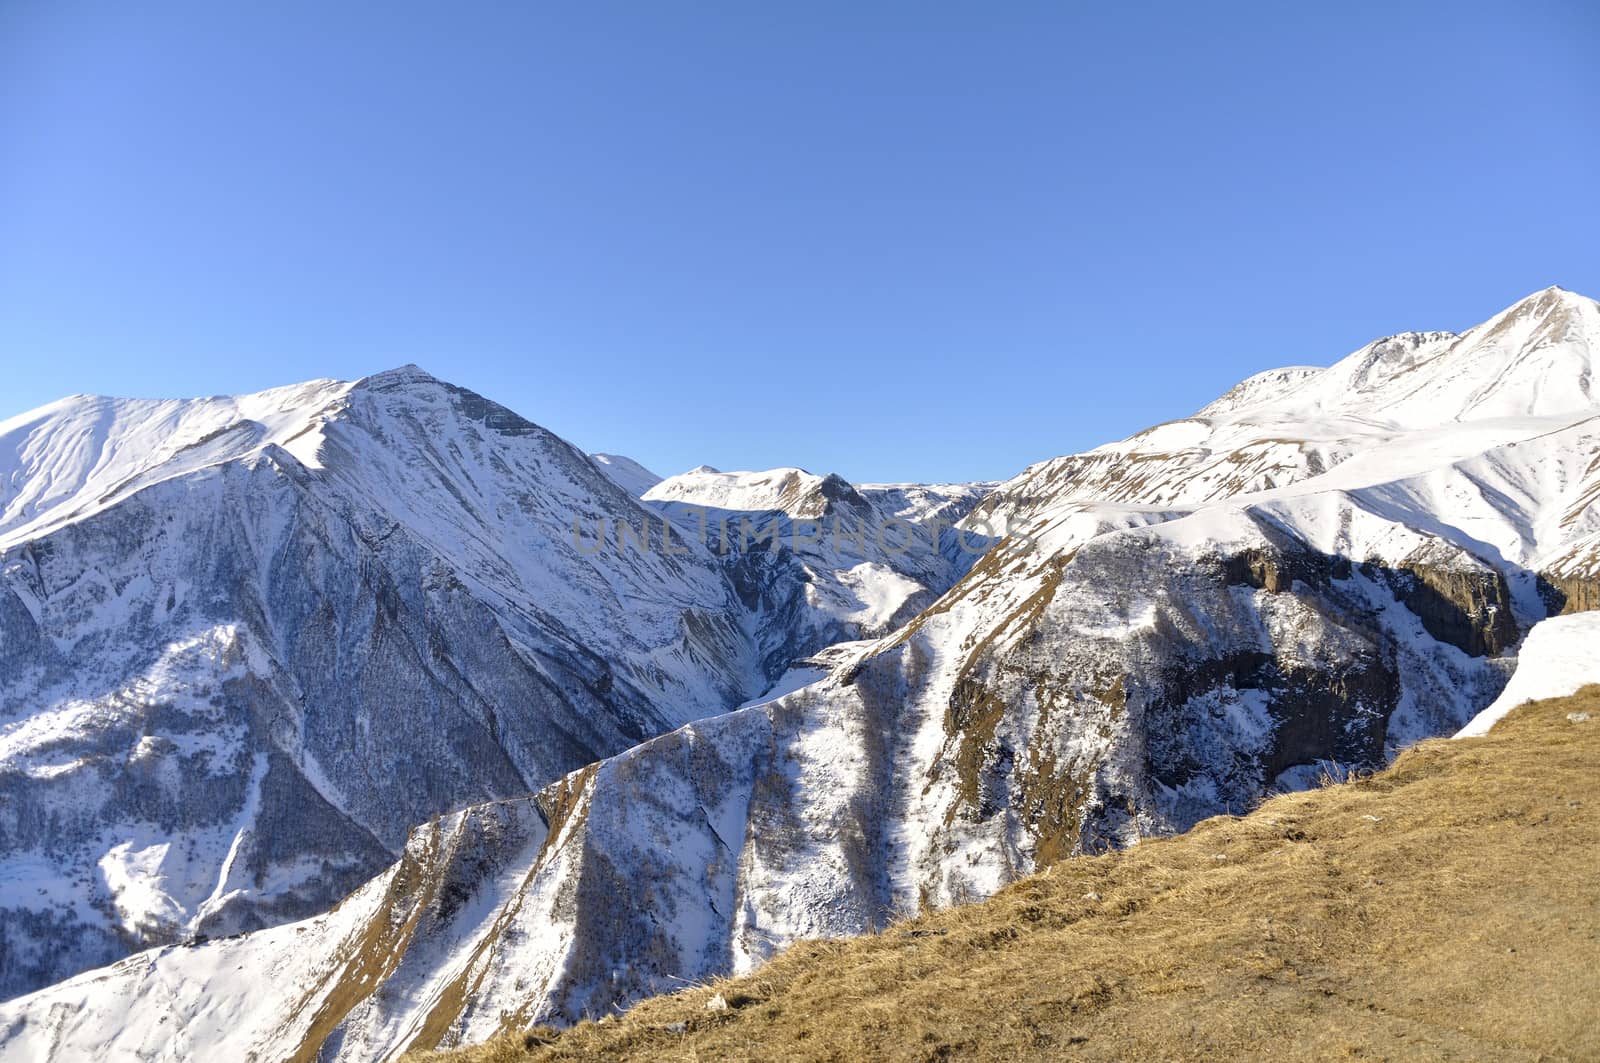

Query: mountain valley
[[1, 288, 1598, 1061]]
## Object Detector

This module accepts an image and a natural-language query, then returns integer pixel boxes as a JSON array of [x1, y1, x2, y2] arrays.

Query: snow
[[4, 287, 1600, 1061], [0, 377, 351, 551], [589, 453, 663, 497], [0, 869, 397, 1062], [1455, 613, 1600, 737], [645, 466, 835, 513], [735, 662, 830, 710], [97, 842, 187, 937], [833, 562, 927, 629], [0, 365, 795, 1003]]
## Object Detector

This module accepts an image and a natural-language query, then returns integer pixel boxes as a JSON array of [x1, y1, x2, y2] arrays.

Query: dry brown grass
[[413, 688, 1600, 1062]]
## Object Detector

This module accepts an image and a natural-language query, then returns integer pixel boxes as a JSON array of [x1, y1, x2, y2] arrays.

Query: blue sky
[[2, 2, 1597, 483]]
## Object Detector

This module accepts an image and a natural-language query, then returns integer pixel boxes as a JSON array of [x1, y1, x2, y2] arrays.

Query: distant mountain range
[[2, 287, 1597, 1061]]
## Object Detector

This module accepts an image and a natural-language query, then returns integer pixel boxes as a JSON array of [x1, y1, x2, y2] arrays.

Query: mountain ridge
[[0, 360, 994, 1001], [420, 677, 1600, 1063], [1, 288, 1598, 1059]]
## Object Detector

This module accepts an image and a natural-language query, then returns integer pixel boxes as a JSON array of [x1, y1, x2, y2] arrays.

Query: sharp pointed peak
[[354, 364, 443, 391], [1501, 285, 1596, 314], [1465, 286, 1598, 340]]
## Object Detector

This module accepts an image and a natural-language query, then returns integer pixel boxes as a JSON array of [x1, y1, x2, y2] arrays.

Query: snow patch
[[1456, 613, 1600, 737]]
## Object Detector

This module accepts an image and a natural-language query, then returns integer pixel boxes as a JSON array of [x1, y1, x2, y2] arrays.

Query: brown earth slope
[[416, 688, 1600, 1063]]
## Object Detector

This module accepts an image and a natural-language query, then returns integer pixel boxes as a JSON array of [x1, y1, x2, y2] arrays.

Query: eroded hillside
[[425, 686, 1600, 1063]]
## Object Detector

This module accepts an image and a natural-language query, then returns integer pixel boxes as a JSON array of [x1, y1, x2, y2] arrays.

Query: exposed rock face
[[1538, 572, 1600, 615], [1386, 559, 1520, 657]]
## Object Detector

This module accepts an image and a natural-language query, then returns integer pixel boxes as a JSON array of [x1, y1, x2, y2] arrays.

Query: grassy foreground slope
[[418, 689, 1600, 1062]]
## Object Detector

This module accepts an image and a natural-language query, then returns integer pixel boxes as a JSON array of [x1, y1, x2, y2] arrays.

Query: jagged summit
[[643, 463, 989, 648]]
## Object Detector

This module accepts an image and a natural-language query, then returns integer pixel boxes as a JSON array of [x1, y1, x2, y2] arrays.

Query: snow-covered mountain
[[4, 288, 1600, 1062], [644, 466, 994, 672], [0, 365, 996, 1003], [0, 368, 848, 1000]]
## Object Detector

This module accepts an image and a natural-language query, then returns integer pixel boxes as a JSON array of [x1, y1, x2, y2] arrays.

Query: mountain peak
[[1533, 283, 1581, 299], [1484, 285, 1597, 327], [354, 364, 442, 391], [1464, 285, 1598, 347]]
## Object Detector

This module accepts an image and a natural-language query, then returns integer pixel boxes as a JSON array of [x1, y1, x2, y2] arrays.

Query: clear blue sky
[[3, 2, 1597, 483]]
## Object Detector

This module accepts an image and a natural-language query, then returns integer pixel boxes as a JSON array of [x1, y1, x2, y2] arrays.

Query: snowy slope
[[0, 377, 349, 549], [643, 466, 994, 668], [1455, 612, 1600, 737], [588, 453, 662, 497], [0, 367, 774, 1000], [0, 366, 1001, 1003], [4, 289, 1600, 1061], [0, 798, 554, 1063]]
